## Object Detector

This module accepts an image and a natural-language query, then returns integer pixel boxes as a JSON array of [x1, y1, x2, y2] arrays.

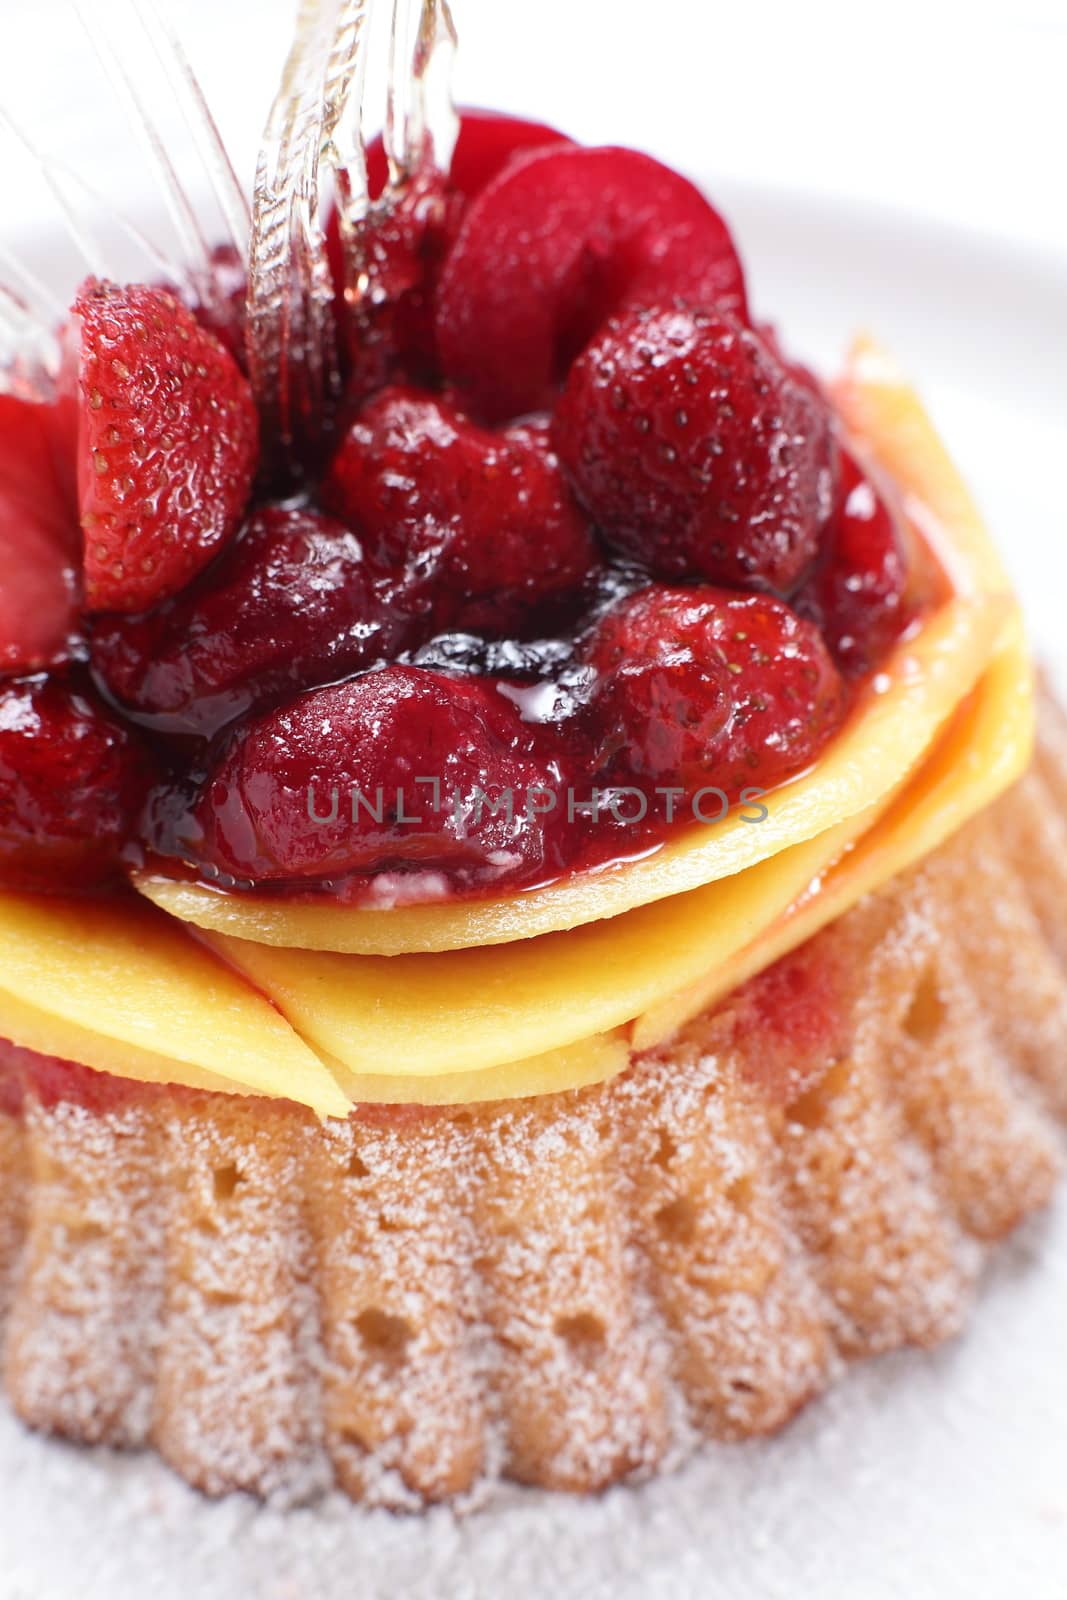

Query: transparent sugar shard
[[246, 0, 458, 483], [139, 0, 251, 267], [328, 0, 459, 408], [0, 284, 59, 396], [247, 0, 369, 483], [0, 0, 462, 463], [382, 0, 459, 184]]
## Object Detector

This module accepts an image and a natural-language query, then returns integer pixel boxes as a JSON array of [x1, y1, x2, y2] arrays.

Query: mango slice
[[330, 1031, 629, 1106], [0, 892, 350, 1118]]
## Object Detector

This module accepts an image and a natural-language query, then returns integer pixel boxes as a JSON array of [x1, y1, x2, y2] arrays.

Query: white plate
[[1, 192, 1066, 1600]]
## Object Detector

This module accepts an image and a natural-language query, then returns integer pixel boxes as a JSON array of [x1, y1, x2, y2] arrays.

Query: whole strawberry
[[322, 385, 598, 637], [0, 674, 155, 891], [177, 664, 570, 885], [554, 306, 836, 595], [586, 585, 845, 799], [74, 279, 259, 613]]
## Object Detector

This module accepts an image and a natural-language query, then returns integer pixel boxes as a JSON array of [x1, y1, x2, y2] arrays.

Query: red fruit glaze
[[555, 306, 837, 595], [322, 386, 599, 637], [0, 394, 80, 673], [179, 665, 569, 888], [74, 279, 258, 612], [435, 145, 748, 421], [0, 1036, 184, 1117], [730, 940, 851, 1105], [799, 448, 909, 676], [335, 169, 458, 406], [0, 674, 155, 891], [586, 585, 845, 798], [90, 506, 415, 738]]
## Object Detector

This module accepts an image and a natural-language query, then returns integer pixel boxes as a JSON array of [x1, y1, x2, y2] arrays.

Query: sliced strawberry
[[74, 279, 258, 613], [435, 145, 749, 421], [0, 394, 81, 674]]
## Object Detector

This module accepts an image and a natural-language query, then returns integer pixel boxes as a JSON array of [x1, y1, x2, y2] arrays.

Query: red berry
[[90, 506, 415, 738], [0, 394, 81, 674], [585, 585, 845, 798], [321, 386, 598, 637], [555, 306, 836, 595], [0, 674, 155, 891], [435, 145, 748, 421], [179, 665, 568, 886], [798, 449, 909, 676], [73, 279, 259, 613]]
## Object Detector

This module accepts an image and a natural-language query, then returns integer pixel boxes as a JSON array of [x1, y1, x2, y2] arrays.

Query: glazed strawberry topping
[[0, 113, 917, 904], [435, 145, 748, 421], [0, 674, 154, 891], [74, 280, 258, 612], [179, 665, 570, 888], [90, 506, 414, 738], [585, 586, 844, 798], [554, 306, 836, 594], [187, 243, 251, 372], [322, 387, 599, 637], [339, 113, 572, 401]]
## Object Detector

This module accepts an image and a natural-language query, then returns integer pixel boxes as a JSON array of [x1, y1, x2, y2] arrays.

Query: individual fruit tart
[[1, 18, 1066, 1510]]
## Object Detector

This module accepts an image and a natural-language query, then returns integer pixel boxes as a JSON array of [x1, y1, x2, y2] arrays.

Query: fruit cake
[[0, 92, 1065, 1511]]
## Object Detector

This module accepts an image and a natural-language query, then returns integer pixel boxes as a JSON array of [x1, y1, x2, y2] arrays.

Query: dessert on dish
[[1, 40, 1065, 1507]]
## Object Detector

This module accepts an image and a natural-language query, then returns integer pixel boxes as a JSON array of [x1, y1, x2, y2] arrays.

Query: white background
[[1, 2, 1066, 1596]]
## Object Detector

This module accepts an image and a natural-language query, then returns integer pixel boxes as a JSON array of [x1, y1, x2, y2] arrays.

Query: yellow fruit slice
[[0, 892, 350, 1119], [834, 336, 1009, 595], [204, 807, 880, 1079], [205, 602, 1028, 1086], [0, 987, 240, 1098], [330, 1031, 629, 1106]]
